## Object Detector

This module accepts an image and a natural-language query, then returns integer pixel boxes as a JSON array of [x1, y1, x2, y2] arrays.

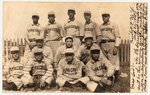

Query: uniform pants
[[56, 76, 89, 87], [101, 42, 120, 70], [73, 38, 81, 49], [6, 76, 23, 90], [45, 41, 61, 57]]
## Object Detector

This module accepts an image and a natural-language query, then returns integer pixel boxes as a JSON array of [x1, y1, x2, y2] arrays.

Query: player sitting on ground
[[3, 46, 27, 91], [56, 48, 89, 90], [86, 46, 115, 92], [22, 48, 54, 90]]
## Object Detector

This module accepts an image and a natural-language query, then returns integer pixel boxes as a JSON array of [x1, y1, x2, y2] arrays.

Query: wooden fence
[[3, 38, 130, 66]]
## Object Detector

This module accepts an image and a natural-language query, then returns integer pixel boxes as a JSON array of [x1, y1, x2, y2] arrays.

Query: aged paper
[[2, 2, 148, 93]]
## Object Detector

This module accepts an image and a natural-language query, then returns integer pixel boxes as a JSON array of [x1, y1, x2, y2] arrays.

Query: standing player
[[22, 49, 54, 90], [84, 11, 101, 43], [64, 9, 84, 48], [3, 47, 27, 91], [86, 46, 115, 92], [24, 13, 44, 59], [44, 11, 63, 57], [99, 13, 121, 82], [56, 48, 89, 89], [54, 36, 77, 71]]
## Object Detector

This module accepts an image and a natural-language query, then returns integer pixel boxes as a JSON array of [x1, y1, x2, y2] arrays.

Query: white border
[[0, 0, 149, 95]]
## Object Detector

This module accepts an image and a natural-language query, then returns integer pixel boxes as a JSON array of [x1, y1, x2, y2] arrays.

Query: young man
[[3, 46, 27, 91], [44, 11, 63, 57], [32, 36, 53, 64], [86, 46, 115, 92], [83, 11, 101, 43], [54, 36, 77, 70], [64, 9, 84, 48], [99, 13, 121, 81], [24, 13, 44, 59], [56, 48, 89, 89], [22, 49, 54, 90], [75, 34, 104, 65]]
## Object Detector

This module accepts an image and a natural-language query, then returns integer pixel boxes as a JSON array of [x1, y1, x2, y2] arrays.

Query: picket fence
[[3, 38, 130, 66]]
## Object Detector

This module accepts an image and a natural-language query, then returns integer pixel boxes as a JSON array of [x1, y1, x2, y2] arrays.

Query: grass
[[3, 64, 130, 93]]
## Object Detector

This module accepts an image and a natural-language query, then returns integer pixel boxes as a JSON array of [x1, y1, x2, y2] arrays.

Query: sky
[[3, 2, 132, 40]]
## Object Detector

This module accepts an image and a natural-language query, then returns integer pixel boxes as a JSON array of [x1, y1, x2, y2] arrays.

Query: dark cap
[[102, 13, 110, 17]]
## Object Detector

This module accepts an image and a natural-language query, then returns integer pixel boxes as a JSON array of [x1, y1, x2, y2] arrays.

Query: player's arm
[[54, 47, 62, 70], [102, 57, 115, 77], [86, 62, 101, 82], [78, 22, 84, 41], [41, 62, 54, 81], [113, 24, 121, 47], [59, 23, 64, 39], [3, 62, 10, 79]]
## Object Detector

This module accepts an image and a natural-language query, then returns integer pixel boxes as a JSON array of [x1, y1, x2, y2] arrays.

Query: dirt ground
[[3, 64, 130, 93]]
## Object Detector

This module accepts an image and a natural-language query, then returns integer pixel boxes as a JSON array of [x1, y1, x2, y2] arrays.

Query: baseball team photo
[[3, 2, 132, 93]]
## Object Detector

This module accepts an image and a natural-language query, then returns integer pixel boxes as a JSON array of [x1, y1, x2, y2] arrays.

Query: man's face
[[36, 40, 43, 48], [91, 53, 100, 61], [35, 53, 43, 62], [32, 17, 39, 24], [48, 16, 55, 23], [85, 38, 93, 48], [11, 51, 19, 60], [84, 15, 91, 22], [65, 53, 74, 63], [68, 12, 75, 20], [102, 16, 110, 23], [65, 39, 73, 48]]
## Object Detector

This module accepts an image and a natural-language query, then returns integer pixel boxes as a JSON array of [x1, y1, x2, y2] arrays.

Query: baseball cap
[[65, 36, 73, 41], [34, 48, 43, 55], [68, 8, 75, 14], [84, 10, 91, 16], [10, 46, 19, 52], [48, 11, 55, 17], [32, 13, 39, 18], [90, 45, 100, 54], [64, 48, 74, 54], [35, 36, 44, 41]]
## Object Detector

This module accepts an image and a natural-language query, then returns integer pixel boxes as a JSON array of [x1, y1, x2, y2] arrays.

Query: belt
[[101, 39, 115, 43]]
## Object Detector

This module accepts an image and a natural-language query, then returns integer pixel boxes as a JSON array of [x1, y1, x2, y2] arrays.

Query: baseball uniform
[[99, 21, 121, 71], [86, 57, 115, 92]]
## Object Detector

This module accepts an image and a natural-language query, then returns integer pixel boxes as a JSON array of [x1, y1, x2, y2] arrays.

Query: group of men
[[3, 9, 121, 92]]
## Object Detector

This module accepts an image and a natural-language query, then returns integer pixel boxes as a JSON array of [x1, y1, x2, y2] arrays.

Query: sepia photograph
[[2, 1, 148, 93]]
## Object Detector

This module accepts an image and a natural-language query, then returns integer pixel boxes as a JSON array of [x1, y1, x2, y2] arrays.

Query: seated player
[[22, 48, 54, 90], [54, 36, 77, 71], [75, 34, 104, 65], [86, 46, 115, 92], [3, 46, 27, 91], [56, 48, 89, 89], [32, 36, 53, 64]]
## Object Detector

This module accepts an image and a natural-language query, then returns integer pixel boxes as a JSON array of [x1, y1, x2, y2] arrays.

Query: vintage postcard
[[2, 1, 148, 93]]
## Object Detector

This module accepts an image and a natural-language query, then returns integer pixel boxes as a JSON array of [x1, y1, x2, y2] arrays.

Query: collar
[[48, 21, 56, 25], [91, 58, 100, 64], [32, 23, 40, 26], [66, 58, 75, 65], [11, 58, 20, 63], [103, 21, 110, 25], [67, 18, 75, 23], [85, 20, 92, 25]]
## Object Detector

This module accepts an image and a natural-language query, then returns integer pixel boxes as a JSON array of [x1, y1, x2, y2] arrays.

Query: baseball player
[[44, 11, 63, 57], [86, 46, 115, 92], [56, 48, 89, 89], [3, 46, 27, 90], [75, 33, 104, 65], [22, 49, 54, 90], [32, 36, 53, 64], [84, 11, 101, 42], [99, 13, 121, 82], [24, 13, 44, 59], [54, 36, 77, 70], [64, 8, 84, 48]]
